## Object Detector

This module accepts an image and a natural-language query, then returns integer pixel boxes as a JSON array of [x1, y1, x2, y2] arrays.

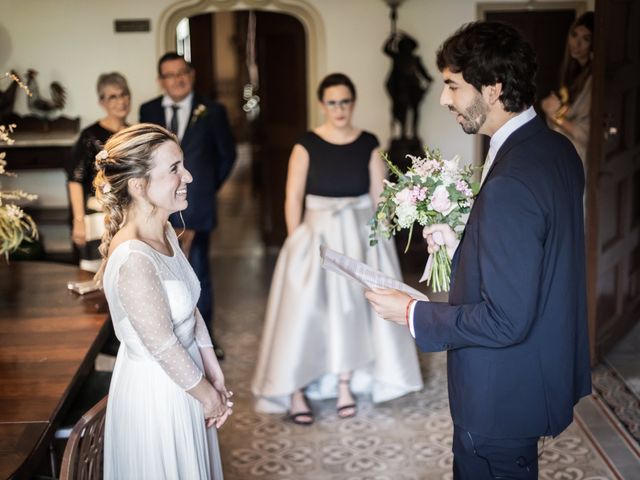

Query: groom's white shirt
[[408, 105, 537, 338]]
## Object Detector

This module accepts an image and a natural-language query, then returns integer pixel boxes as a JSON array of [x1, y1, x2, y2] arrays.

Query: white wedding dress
[[102, 226, 223, 479]]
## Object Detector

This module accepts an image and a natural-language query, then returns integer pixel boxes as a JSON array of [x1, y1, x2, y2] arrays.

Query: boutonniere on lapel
[[189, 104, 208, 127]]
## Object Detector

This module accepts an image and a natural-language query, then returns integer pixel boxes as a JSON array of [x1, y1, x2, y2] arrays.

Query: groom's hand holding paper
[[319, 245, 428, 300], [365, 288, 415, 327], [319, 245, 428, 328]]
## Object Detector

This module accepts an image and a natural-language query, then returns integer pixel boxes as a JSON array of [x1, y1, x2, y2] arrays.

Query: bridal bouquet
[[370, 148, 479, 292]]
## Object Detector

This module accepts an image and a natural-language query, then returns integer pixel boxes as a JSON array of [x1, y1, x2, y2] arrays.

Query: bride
[[93, 123, 231, 479]]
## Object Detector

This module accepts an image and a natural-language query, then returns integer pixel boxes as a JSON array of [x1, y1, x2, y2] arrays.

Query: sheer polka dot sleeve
[[117, 252, 203, 390], [194, 308, 214, 349]]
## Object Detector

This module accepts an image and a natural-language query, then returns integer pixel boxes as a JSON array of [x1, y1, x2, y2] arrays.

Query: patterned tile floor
[[602, 321, 640, 446], [210, 153, 617, 479], [592, 363, 640, 445]]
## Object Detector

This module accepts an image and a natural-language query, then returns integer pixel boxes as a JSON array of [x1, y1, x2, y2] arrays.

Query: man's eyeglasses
[[161, 70, 191, 81], [324, 99, 353, 110], [102, 92, 130, 103]]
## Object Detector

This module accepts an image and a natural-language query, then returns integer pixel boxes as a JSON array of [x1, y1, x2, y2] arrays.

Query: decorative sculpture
[[384, 31, 432, 140], [382, 0, 432, 167], [26, 69, 66, 119], [1, 69, 78, 133], [382, 0, 432, 256]]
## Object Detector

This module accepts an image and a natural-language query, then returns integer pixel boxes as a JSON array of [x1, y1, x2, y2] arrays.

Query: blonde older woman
[[67, 72, 130, 272]]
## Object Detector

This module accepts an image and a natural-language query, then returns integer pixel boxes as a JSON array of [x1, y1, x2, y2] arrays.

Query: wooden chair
[[59, 395, 107, 480]]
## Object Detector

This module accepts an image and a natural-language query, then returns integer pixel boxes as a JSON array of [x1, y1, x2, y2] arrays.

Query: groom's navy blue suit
[[414, 115, 591, 440], [140, 95, 236, 331]]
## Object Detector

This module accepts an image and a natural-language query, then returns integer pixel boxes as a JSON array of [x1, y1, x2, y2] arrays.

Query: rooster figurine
[[26, 69, 66, 118]]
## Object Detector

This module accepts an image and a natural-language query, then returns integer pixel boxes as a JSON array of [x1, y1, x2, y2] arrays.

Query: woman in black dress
[[68, 72, 130, 271], [252, 73, 423, 424]]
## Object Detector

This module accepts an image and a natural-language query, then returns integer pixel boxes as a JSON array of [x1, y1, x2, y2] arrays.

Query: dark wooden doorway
[[188, 13, 216, 99], [188, 10, 307, 249], [587, 0, 640, 362], [238, 11, 307, 247]]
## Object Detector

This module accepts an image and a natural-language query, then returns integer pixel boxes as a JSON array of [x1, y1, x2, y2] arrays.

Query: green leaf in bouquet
[[426, 248, 452, 293], [380, 151, 404, 180], [403, 222, 414, 254]]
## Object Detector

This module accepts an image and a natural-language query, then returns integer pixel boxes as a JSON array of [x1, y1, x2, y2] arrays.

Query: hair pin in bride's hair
[[96, 149, 110, 163]]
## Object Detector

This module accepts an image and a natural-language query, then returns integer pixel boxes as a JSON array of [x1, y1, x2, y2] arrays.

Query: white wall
[[1, 0, 592, 192]]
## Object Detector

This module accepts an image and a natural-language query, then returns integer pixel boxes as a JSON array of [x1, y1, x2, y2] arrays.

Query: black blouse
[[298, 131, 379, 197], [68, 122, 116, 207]]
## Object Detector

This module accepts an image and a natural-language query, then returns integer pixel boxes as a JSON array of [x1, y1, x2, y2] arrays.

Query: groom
[[366, 21, 591, 479]]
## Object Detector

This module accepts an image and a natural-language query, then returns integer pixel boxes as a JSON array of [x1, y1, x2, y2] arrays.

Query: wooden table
[[0, 262, 109, 480]]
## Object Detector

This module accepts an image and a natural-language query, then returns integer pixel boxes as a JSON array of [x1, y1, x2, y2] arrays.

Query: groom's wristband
[[405, 299, 416, 328]]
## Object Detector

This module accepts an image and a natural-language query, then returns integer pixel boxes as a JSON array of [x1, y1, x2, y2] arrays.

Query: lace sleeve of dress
[[117, 251, 203, 390], [194, 308, 214, 349]]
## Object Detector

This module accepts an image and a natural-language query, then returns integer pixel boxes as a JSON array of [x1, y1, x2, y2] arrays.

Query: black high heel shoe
[[336, 379, 357, 419], [288, 393, 314, 426]]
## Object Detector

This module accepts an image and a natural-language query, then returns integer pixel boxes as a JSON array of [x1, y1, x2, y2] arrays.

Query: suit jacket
[[413, 115, 591, 438], [139, 95, 236, 231]]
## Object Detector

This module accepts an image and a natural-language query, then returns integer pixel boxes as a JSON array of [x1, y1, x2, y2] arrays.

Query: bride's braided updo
[[93, 123, 177, 283]]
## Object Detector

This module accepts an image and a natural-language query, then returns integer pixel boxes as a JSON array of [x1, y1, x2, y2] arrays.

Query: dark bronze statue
[[384, 31, 432, 140], [381, 11, 433, 255]]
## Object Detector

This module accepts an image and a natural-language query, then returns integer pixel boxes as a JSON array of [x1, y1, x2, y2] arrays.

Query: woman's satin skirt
[[251, 194, 424, 413]]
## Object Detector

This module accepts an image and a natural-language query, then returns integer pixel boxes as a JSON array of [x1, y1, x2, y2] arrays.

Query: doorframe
[[157, 0, 326, 129]]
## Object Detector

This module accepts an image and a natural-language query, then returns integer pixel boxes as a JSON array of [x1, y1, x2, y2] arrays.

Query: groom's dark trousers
[[412, 115, 592, 478], [452, 426, 538, 479]]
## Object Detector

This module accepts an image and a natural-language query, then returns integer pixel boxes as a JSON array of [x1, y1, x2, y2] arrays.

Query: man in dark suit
[[366, 22, 591, 479], [140, 52, 236, 359]]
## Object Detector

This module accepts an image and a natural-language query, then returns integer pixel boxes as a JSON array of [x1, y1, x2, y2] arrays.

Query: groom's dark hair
[[436, 21, 537, 113]]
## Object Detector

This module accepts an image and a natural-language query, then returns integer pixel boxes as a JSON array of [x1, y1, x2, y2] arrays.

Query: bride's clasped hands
[[202, 351, 234, 429], [204, 387, 233, 429]]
